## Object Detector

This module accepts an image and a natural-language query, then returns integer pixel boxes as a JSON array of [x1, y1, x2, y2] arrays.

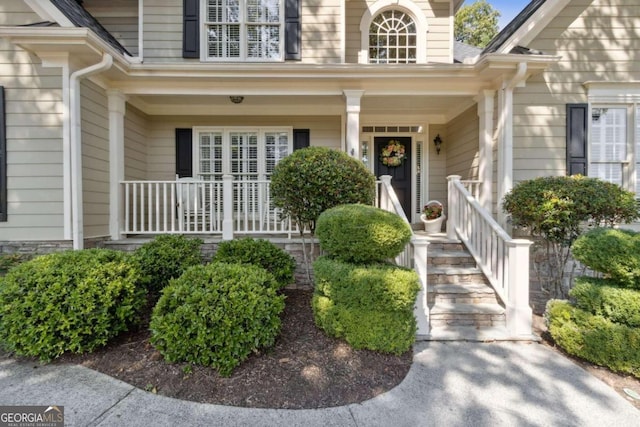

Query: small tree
[[270, 147, 376, 277], [503, 175, 639, 298], [454, 0, 500, 48]]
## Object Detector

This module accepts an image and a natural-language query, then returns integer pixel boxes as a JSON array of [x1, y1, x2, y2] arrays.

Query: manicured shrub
[[0, 249, 145, 361], [0, 253, 30, 276], [132, 235, 203, 295], [149, 263, 285, 376], [570, 277, 640, 328], [545, 300, 640, 378], [270, 146, 376, 235], [312, 257, 419, 354], [572, 228, 640, 289], [316, 204, 412, 264], [503, 176, 639, 244], [212, 238, 296, 289]]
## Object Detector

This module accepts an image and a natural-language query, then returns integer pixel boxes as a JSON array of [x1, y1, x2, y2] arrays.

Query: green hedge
[[212, 238, 296, 289], [150, 262, 285, 376], [312, 257, 419, 354], [316, 204, 412, 264], [572, 228, 640, 289], [0, 250, 145, 361], [545, 300, 640, 378], [570, 277, 640, 328], [132, 235, 203, 295]]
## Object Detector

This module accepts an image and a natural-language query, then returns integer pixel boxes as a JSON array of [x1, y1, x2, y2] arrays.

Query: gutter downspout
[[497, 62, 527, 227], [70, 53, 113, 250]]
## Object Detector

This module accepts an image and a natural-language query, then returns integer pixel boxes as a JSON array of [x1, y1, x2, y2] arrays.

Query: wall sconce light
[[229, 96, 244, 104], [433, 134, 443, 155]]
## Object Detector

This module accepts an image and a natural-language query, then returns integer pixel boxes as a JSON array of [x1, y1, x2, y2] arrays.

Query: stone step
[[428, 283, 500, 305], [427, 266, 488, 284], [429, 302, 506, 328], [427, 250, 477, 267], [422, 325, 540, 342]]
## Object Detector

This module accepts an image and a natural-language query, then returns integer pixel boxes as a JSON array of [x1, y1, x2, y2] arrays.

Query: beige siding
[[301, 0, 341, 63], [124, 105, 149, 180], [81, 81, 110, 238], [428, 124, 447, 208], [513, 0, 640, 182], [143, 0, 182, 62], [95, 16, 139, 56], [446, 105, 479, 180], [0, 2, 65, 240], [145, 116, 341, 180], [345, 0, 452, 64]]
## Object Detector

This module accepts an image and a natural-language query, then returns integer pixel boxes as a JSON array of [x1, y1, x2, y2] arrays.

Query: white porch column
[[477, 90, 495, 213], [108, 90, 126, 240], [343, 90, 364, 159], [497, 63, 527, 227], [506, 239, 533, 337]]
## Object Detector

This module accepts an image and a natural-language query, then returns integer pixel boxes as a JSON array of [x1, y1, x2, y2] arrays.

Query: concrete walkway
[[0, 341, 638, 426]]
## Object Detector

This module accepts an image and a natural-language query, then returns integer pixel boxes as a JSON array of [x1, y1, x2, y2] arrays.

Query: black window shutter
[[0, 86, 5, 221], [285, 0, 301, 60], [293, 129, 310, 150], [176, 128, 193, 178], [183, 0, 200, 58], [566, 104, 589, 176]]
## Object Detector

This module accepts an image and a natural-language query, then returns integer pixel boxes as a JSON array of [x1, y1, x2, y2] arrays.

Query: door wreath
[[380, 140, 406, 167]]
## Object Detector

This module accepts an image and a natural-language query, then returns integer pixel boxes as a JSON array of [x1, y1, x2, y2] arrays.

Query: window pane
[[368, 10, 417, 64], [247, 0, 279, 23], [591, 108, 626, 162], [247, 25, 280, 59]]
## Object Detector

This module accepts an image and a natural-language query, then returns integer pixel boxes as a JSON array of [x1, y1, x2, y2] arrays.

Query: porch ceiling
[[129, 93, 475, 123]]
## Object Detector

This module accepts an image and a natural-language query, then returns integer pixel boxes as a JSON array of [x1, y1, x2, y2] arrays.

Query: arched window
[[369, 10, 417, 64]]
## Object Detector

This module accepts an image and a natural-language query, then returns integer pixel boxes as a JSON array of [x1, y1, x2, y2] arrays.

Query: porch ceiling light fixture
[[229, 96, 244, 104], [433, 134, 443, 155]]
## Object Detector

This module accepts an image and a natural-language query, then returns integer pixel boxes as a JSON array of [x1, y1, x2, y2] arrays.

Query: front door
[[375, 136, 412, 217]]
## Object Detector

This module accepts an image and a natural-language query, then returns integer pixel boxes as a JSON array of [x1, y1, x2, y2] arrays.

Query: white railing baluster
[[448, 175, 532, 337]]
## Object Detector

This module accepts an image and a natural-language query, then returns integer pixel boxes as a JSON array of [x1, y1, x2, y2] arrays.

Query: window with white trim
[[589, 106, 639, 197], [204, 0, 283, 61], [195, 127, 291, 180], [368, 10, 417, 64]]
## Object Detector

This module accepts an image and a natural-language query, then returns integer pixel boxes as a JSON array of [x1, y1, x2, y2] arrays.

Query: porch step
[[429, 302, 506, 328], [424, 325, 540, 342], [427, 266, 486, 284], [427, 250, 476, 268], [428, 283, 499, 305]]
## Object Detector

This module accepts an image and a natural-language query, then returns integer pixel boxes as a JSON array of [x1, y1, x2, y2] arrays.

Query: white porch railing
[[378, 175, 430, 337], [447, 175, 533, 337], [121, 175, 294, 237]]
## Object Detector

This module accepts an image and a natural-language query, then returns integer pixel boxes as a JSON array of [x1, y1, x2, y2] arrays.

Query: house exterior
[[0, 0, 637, 253]]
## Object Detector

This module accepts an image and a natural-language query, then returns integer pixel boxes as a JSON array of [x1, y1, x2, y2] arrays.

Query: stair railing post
[[379, 175, 392, 212], [412, 236, 430, 337], [447, 175, 461, 240], [506, 239, 533, 337], [222, 174, 234, 240]]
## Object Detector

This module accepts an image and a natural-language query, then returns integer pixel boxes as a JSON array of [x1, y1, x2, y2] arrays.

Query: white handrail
[[377, 175, 430, 337], [447, 175, 533, 337]]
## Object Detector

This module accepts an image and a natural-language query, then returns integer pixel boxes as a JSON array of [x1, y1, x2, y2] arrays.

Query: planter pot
[[420, 214, 446, 234]]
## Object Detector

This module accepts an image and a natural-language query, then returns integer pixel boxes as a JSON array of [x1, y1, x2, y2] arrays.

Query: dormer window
[[369, 10, 417, 64], [204, 0, 283, 61]]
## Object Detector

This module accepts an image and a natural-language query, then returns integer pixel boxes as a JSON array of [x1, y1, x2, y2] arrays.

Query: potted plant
[[420, 200, 446, 234]]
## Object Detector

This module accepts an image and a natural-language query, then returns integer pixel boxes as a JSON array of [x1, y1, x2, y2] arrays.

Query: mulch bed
[[53, 289, 413, 409]]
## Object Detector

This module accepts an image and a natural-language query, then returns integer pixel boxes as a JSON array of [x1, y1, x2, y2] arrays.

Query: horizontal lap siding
[[0, 3, 65, 240], [81, 81, 110, 238], [95, 16, 139, 56], [143, 0, 182, 62], [428, 124, 447, 206], [301, 1, 341, 63], [446, 105, 479, 180], [513, 0, 640, 182], [145, 115, 341, 180], [125, 105, 149, 180]]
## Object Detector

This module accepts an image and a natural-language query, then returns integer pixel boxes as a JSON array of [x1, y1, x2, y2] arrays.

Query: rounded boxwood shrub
[[572, 228, 640, 289], [270, 146, 376, 234], [545, 300, 640, 378], [132, 235, 203, 295], [312, 256, 419, 354], [316, 204, 412, 264], [570, 277, 640, 328], [0, 249, 145, 361], [149, 262, 285, 376], [212, 238, 296, 289]]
